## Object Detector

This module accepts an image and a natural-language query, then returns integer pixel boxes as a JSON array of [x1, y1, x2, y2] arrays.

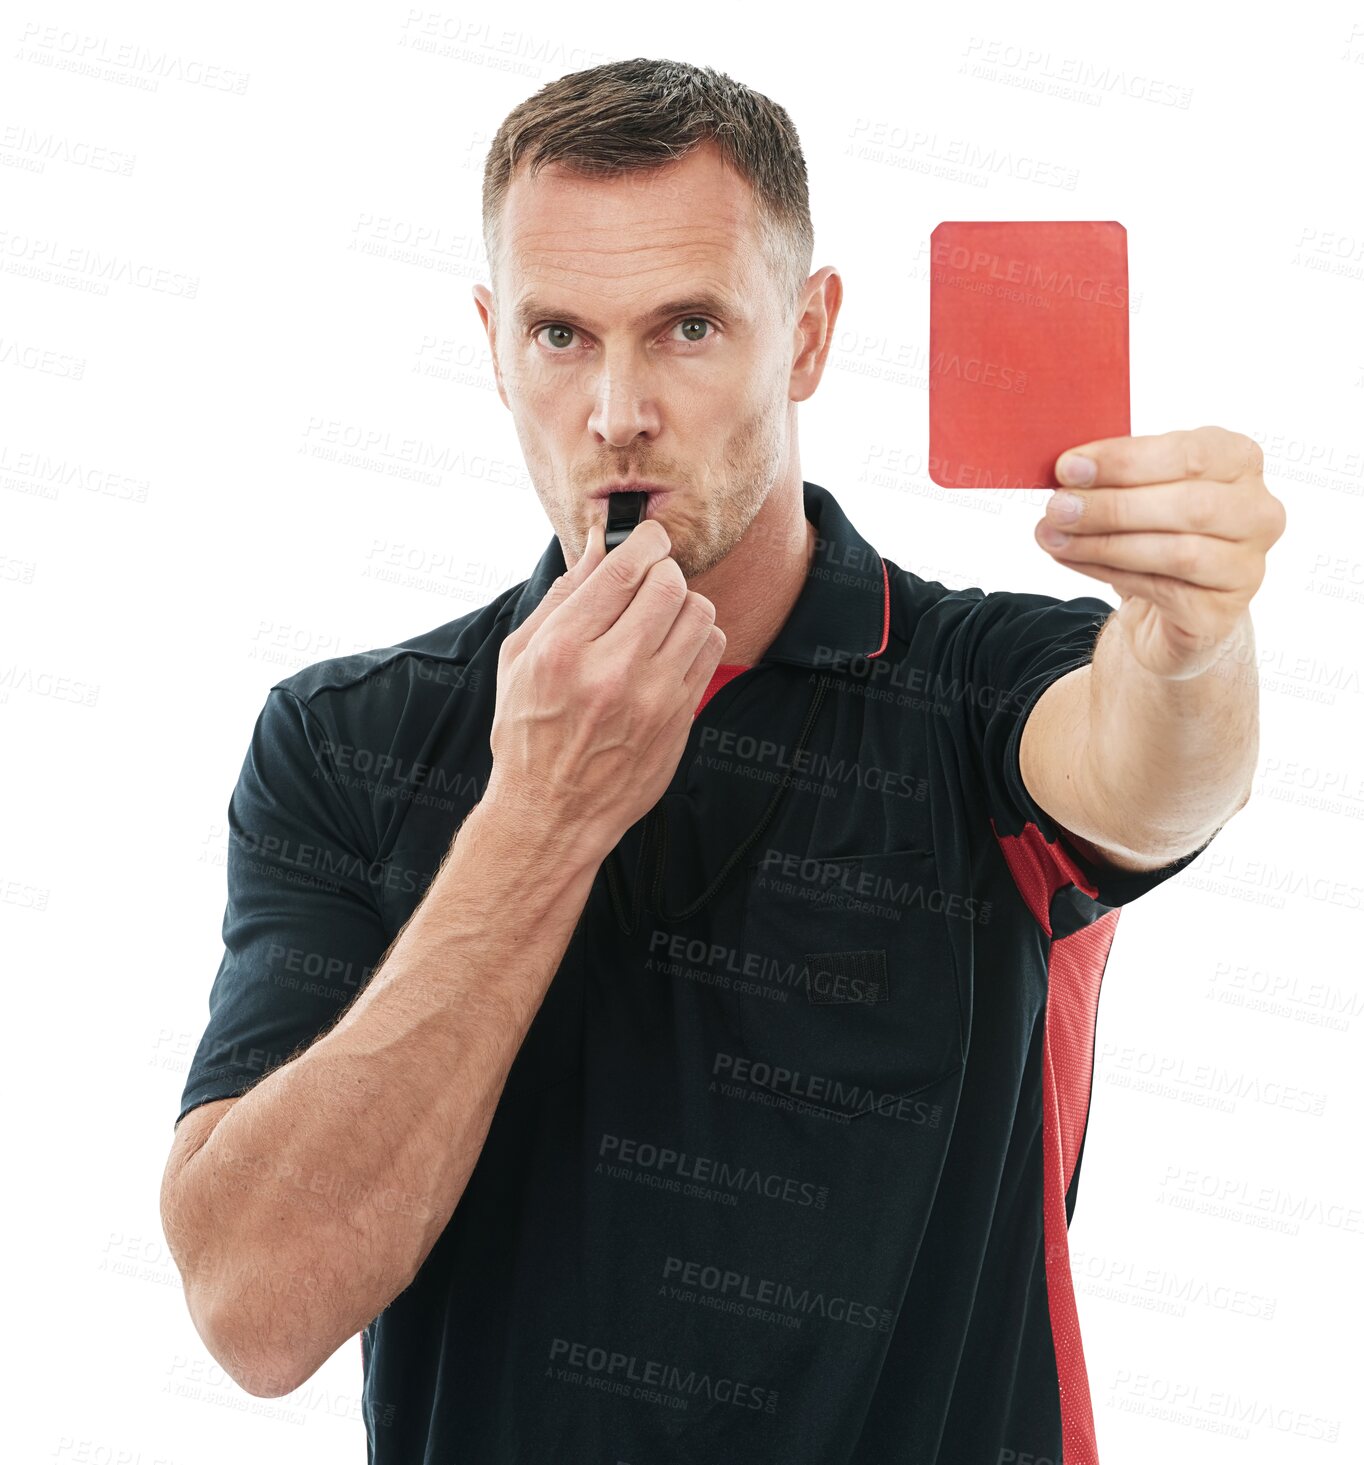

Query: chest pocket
[[736, 848, 964, 1120]]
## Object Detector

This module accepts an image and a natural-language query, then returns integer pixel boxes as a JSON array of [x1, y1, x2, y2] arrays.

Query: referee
[[159, 59, 1284, 1464]]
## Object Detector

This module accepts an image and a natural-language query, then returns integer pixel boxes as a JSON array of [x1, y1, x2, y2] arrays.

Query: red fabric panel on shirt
[[1040, 910, 1119, 1465], [994, 819, 1121, 1464], [693, 663, 752, 718]]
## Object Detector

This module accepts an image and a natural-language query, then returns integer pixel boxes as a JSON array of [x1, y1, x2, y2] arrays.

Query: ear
[[472, 283, 510, 411], [789, 266, 843, 405]]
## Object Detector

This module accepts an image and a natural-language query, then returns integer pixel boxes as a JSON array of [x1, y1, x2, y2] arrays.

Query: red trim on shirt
[[872, 558, 891, 657], [693, 662, 752, 718]]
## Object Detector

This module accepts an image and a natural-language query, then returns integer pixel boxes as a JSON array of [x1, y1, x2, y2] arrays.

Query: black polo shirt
[[178, 479, 1214, 1463]]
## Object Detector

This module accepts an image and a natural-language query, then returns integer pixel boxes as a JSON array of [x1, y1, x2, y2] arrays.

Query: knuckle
[[647, 559, 688, 605], [537, 633, 576, 674], [589, 663, 627, 706], [1172, 537, 1202, 579], [1183, 429, 1213, 479], [1239, 432, 1265, 476], [639, 518, 671, 554], [602, 552, 638, 591], [1185, 482, 1218, 533], [1255, 492, 1286, 546]]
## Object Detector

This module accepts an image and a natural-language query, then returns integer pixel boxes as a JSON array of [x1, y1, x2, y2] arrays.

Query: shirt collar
[[506, 479, 889, 669]]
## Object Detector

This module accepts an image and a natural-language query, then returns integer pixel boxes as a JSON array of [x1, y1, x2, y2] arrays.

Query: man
[[160, 58, 1285, 1464]]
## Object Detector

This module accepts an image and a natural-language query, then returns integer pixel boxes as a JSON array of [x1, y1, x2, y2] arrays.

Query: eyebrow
[[511, 290, 741, 333]]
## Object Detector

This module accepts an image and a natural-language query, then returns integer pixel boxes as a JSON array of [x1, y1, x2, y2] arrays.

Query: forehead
[[498, 141, 769, 309]]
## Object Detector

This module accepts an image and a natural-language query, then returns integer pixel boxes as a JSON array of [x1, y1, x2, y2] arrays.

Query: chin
[[677, 540, 730, 581]]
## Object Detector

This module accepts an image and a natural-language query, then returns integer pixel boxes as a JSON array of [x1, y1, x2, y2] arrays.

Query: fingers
[[1056, 426, 1263, 489], [1043, 480, 1245, 540], [681, 622, 729, 706], [503, 513, 721, 715], [1042, 477, 1283, 544], [575, 520, 607, 577], [1035, 524, 1249, 591], [610, 558, 695, 659], [626, 619, 726, 780], [654, 585, 721, 672], [555, 518, 677, 644], [504, 523, 607, 655]]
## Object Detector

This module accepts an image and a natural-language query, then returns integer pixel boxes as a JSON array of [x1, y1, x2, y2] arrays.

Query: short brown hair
[[481, 57, 814, 320]]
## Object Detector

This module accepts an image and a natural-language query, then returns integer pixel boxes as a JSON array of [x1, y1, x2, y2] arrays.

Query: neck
[[690, 485, 814, 666]]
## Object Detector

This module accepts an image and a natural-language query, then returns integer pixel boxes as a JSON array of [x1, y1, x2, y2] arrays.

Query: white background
[[4, 2, 1362, 1462]]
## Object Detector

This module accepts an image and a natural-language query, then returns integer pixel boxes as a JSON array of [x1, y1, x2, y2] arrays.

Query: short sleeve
[[176, 686, 392, 1127], [942, 588, 1217, 908]]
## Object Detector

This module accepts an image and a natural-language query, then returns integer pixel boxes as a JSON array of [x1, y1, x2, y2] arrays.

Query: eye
[[534, 323, 578, 351], [672, 316, 715, 343]]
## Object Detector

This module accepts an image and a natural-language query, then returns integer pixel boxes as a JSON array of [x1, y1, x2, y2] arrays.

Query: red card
[[928, 221, 1130, 488]]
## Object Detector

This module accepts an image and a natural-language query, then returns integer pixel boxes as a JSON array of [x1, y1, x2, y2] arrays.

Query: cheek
[[507, 364, 580, 428], [519, 358, 602, 415], [672, 363, 755, 418]]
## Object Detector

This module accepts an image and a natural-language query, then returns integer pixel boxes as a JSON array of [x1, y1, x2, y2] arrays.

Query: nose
[[586, 357, 661, 447]]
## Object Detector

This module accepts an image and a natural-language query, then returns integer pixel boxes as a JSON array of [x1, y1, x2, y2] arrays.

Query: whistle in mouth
[[604, 491, 647, 551]]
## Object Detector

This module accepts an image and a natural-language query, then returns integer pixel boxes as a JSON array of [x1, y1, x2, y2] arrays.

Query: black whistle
[[604, 491, 647, 551]]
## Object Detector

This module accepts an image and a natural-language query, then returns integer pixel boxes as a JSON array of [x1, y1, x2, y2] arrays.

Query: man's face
[[473, 141, 813, 577]]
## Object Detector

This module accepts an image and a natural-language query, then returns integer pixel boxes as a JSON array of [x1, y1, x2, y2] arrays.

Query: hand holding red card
[[1034, 426, 1286, 678], [926, 220, 1284, 679]]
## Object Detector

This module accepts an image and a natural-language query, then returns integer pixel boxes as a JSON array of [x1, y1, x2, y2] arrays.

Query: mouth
[[592, 482, 673, 519]]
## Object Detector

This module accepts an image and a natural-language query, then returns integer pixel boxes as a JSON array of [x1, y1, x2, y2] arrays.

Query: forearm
[[1081, 610, 1259, 860], [175, 790, 604, 1395]]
